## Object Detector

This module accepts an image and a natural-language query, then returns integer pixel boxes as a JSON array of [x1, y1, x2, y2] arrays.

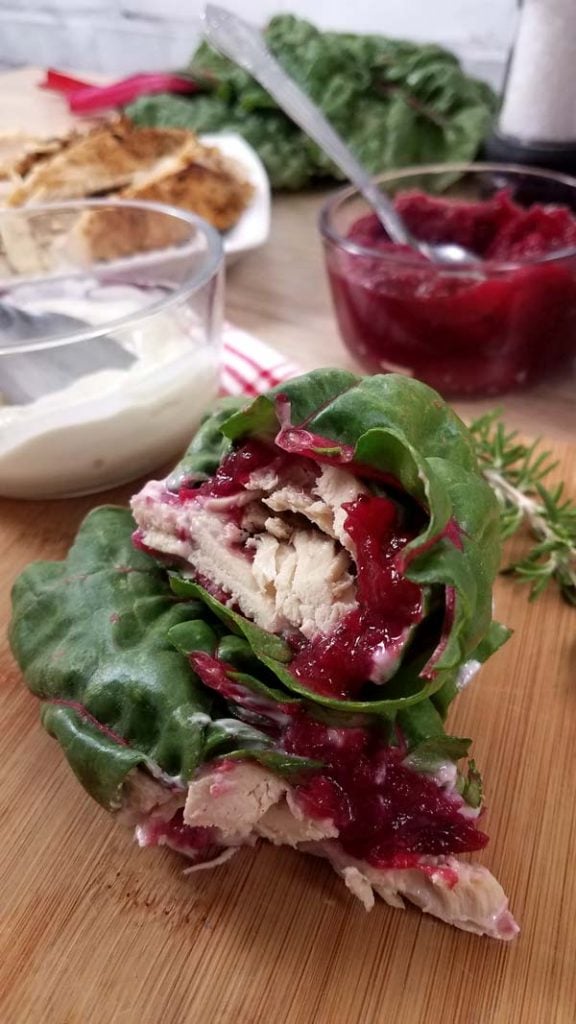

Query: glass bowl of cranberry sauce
[[319, 163, 576, 397]]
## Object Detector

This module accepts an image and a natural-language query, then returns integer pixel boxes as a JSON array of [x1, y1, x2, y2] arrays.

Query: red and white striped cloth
[[221, 325, 300, 396]]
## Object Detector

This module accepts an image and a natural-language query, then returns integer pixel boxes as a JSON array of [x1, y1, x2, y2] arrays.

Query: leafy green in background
[[126, 15, 496, 190]]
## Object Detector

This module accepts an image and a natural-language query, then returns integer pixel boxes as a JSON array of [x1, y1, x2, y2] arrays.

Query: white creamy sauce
[[185, 712, 213, 728], [211, 718, 263, 737], [0, 282, 219, 498], [456, 659, 482, 691], [430, 761, 458, 789]]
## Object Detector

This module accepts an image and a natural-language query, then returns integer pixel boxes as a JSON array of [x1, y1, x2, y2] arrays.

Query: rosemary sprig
[[469, 411, 576, 606]]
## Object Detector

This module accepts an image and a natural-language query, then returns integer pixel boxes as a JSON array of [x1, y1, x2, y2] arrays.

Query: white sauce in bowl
[[0, 283, 220, 498]]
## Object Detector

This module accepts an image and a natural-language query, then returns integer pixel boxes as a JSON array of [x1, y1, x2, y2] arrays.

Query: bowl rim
[[0, 197, 223, 354], [318, 161, 576, 272]]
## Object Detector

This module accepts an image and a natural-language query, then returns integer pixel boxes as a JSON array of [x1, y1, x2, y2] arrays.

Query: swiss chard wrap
[[10, 371, 517, 939]]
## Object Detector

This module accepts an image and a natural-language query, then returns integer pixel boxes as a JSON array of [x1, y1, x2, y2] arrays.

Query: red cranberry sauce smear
[[141, 808, 220, 860], [283, 712, 487, 862], [132, 529, 160, 557], [172, 658, 486, 861], [376, 188, 576, 261], [382, 853, 459, 888], [146, 714, 485, 865], [189, 439, 275, 501], [177, 440, 319, 531], [179, 432, 406, 511], [289, 495, 424, 699], [190, 651, 294, 728]]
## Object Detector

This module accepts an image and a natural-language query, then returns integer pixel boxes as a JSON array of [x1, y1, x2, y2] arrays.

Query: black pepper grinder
[[485, 0, 576, 175]]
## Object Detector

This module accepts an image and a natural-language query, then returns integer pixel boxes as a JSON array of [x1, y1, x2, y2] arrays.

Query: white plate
[[200, 133, 271, 261]]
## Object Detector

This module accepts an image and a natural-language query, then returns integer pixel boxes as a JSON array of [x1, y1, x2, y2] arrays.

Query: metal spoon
[[0, 302, 134, 404], [203, 4, 479, 266]]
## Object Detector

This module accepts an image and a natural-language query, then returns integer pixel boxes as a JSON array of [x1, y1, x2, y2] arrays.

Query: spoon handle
[[203, 4, 412, 246]]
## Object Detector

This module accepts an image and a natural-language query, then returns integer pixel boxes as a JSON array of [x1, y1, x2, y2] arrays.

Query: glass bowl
[[0, 199, 223, 499], [319, 163, 576, 397]]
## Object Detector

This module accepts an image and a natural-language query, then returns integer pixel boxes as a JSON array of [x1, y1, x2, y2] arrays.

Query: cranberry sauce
[[191, 651, 295, 728], [283, 712, 487, 863], [177, 435, 407, 510], [290, 495, 423, 699], [397, 189, 576, 261], [150, 712, 487, 864], [326, 188, 576, 396], [186, 439, 275, 501], [180, 439, 318, 519], [141, 808, 221, 860]]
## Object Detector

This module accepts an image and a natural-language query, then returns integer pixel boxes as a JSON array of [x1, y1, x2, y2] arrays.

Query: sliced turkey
[[137, 761, 517, 941], [131, 461, 366, 639]]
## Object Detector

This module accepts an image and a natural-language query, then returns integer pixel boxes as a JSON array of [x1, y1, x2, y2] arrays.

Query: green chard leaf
[[202, 718, 274, 759], [167, 396, 245, 492], [40, 702, 150, 811], [404, 735, 472, 774], [169, 576, 293, 663], [9, 508, 300, 808], [456, 760, 484, 809], [125, 15, 495, 190], [226, 749, 323, 776], [9, 507, 215, 807]]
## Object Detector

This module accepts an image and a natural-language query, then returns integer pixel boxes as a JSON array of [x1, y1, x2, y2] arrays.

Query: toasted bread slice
[[0, 212, 48, 276], [7, 118, 193, 206], [8, 119, 254, 260], [70, 137, 254, 261], [68, 203, 192, 263], [122, 141, 254, 232], [10, 135, 75, 181], [0, 131, 67, 181]]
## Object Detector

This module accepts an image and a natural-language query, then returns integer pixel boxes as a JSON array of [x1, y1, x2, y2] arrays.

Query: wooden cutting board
[[1, 441, 575, 1024]]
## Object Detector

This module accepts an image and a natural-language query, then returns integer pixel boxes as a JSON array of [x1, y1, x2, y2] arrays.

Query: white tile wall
[[0, 0, 516, 83]]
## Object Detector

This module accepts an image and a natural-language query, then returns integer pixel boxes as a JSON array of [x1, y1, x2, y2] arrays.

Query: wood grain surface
[[1, 66, 576, 1024]]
